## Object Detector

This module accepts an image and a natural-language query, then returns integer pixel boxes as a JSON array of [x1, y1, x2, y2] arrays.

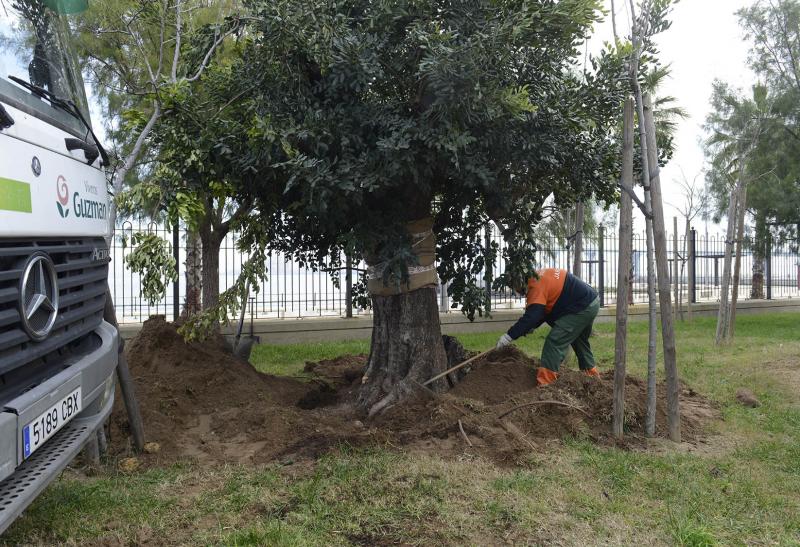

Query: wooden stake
[[104, 292, 146, 453], [643, 94, 681, 443], [613, 98, 634, 439]]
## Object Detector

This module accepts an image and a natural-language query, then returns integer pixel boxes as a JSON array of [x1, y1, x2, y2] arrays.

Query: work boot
[[536, 367, 559, 386], [583, 367, 600, 378]]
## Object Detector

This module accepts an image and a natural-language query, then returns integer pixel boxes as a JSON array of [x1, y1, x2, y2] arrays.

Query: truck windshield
[[0, 0, 90, 136]]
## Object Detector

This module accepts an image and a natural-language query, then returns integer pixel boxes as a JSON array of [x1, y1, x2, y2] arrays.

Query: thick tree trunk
[[358, 288, 449, 415], [183, 228, 202, 317], [613, 98, 634, 439], [200, 221, 223, 311]]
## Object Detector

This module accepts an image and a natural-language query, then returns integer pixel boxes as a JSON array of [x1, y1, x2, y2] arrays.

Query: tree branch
[[185, 22, 238, 83], [171, 0, 182, 82], [619, 181, 652, 219]]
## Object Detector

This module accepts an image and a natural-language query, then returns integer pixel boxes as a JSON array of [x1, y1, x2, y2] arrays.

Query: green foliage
[[703, 1, 800, 247], [231, 0, 628, 319], [123, 232, 177, 306], [177, 248, 268, 341]]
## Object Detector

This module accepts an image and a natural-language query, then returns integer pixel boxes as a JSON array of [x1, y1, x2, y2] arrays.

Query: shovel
[[422, 348, 494, 387], [232, 282, 260, 360]]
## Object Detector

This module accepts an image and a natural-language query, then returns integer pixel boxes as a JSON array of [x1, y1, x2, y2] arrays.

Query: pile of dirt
[[109, 318, 718, 467]]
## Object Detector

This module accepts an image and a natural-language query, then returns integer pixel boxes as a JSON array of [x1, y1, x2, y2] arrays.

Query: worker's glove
[[496, 333, 514, 349]]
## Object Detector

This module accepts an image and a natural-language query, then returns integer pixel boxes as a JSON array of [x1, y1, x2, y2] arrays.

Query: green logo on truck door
[[0, 178, 32, 213]]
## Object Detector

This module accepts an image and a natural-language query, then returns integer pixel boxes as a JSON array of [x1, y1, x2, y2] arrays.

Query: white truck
[[0, 0, 118, 533]]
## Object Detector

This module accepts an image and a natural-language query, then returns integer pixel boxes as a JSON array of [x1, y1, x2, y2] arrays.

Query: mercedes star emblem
[[19, 253, 59, 341]]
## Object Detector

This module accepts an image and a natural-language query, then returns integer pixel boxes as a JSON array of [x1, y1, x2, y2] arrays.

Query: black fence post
[[172, 223, 180, 321], [598, 226, 605, 306], [484, 224, 493, 312], [766, 235, 772, 300], [689, 228, 696, 304], [345, 254, 353, 318]]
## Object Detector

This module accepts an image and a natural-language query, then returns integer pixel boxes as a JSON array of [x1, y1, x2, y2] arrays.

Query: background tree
[[230, 0, 626, 413], [709, 0, 800, 298], [670, 168, 708, 319], [124, 57, 281, 316], [73, 0, 239, 316], [704, 82, 770, 344]]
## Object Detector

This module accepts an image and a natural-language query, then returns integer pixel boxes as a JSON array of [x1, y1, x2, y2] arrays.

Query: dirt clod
[[110, 317, 718, 467], [735, 388, 761, 408]]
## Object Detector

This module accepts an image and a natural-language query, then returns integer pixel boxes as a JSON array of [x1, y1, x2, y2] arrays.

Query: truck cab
[[0, 0, 118, 533]]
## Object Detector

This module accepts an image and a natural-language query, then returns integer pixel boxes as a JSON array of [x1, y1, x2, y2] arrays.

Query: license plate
[[22, 387, 81, 459]]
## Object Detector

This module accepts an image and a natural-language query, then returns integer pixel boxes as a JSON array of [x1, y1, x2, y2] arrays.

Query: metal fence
[[110, 220, 800, 324]]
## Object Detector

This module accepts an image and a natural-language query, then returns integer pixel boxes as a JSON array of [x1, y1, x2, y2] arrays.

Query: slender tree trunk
[[751, 213, 767, 299], [573, 202, 584, 278], [627, 70, 657, 438], [643, 171, 658, 438], [673, 217, 679, 323], [613, 98, 634, 439], [358, 288, 448, 415], [716, 165, 745, 345], [183, 227, 202, 317], [642, 94, 681, 443], [728, 183, 748, 339]]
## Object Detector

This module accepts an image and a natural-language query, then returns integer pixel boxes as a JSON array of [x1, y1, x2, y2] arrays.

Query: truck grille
[[0, 238, 108, 377]]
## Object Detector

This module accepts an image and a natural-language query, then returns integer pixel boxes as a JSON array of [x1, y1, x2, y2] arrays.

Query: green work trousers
[[540, 297, 600, 372]]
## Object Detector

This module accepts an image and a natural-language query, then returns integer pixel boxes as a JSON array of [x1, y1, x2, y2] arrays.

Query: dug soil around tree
[[108, 317, 718, 467]]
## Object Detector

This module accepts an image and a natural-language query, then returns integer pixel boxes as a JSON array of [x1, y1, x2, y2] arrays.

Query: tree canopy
[[224, 0, 627, 319], [705, 0, 800, 246]]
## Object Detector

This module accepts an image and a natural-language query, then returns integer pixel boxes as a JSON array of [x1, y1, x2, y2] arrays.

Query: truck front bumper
[[0, 320, 118, 535]]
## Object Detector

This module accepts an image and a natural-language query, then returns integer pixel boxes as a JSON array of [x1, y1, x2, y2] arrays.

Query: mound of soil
[[109, 318, 718, 467]]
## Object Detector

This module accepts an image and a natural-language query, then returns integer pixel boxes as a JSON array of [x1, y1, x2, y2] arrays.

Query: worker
[[496, 268, 600, 386]]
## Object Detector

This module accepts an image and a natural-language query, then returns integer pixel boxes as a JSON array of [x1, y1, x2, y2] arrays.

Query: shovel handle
[[422, 348, 494, 386]]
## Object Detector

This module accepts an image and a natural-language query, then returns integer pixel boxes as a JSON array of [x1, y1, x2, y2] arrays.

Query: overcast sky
[[590, 0, 757, 235]]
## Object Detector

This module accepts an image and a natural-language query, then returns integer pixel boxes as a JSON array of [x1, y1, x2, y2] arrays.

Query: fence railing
[[110, 221, 800, 324]]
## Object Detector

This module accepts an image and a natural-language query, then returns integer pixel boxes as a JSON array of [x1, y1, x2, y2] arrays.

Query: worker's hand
[[496, 333, 513, 349]]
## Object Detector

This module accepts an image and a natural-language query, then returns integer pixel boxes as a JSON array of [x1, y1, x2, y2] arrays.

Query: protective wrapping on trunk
[[366, 217, 438, 296]]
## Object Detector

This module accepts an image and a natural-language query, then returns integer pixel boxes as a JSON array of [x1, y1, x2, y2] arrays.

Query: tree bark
[[199, 220, 223, 311], [728, 183, 748, 339], [573, 202, 584, 279], [715, 165, 745, 345], [183, 227, 202, 317], [673, 216, 679, 323], [643, 94, 681, 443], [359, 288, 449, 415], [613, 98, 634, 439], [751, 213, 767, 299], [643, 195, 657, 438]]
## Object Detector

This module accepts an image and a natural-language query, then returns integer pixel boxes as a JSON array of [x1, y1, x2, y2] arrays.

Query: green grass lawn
[[4, 313, 800, 546]]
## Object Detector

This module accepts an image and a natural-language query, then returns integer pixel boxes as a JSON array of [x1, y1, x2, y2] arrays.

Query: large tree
[[228, 0, 625, 413], [73, 0, 239, 315]]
